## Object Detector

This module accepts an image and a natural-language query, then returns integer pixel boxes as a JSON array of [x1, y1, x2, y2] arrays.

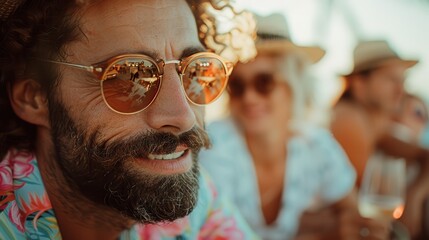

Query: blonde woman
[[200, 13, 389, 240]]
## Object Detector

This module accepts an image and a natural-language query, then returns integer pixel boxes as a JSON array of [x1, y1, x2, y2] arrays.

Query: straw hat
[[254, 13, 325, 63], [345, 40, 418, 76]]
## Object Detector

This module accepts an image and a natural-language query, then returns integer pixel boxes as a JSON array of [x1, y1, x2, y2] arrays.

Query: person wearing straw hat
[[200, 13, 388, 240], [0, 0, 259, 239], [331, 40, 419, 186], [331, 39, 429, 239]]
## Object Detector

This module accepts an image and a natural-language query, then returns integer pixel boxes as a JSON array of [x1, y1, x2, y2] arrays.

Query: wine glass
[[358, 152, 406, 221]]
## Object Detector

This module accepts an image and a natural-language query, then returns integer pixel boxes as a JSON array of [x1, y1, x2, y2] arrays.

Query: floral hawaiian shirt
[[0, 149, 258, 239]]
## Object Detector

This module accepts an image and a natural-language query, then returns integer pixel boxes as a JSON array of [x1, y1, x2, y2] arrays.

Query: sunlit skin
[[27, 0, 205, 239]]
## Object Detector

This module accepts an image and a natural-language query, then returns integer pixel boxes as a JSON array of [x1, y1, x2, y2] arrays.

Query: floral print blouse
[[0, 149, 257, 239], [200, 119, 356, 240]]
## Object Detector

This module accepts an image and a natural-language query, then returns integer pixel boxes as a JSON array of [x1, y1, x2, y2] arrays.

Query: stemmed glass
[[358, 153, 406, 221]]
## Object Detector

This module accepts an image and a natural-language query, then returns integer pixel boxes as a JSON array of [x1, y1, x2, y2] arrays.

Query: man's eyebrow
[[180, 46, 207, 59], [99, 46, 206, 63], [136, 49, 160, 59], [96, 49, 160, 63]]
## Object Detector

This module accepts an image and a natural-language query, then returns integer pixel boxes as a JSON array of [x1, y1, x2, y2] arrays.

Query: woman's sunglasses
[[227, 73, 276, 98], [44, 52, 233, 114]]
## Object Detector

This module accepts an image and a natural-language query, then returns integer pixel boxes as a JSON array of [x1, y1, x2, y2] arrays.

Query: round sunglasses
[[227, 72, 277, 98], [44, 52, 233, 114]]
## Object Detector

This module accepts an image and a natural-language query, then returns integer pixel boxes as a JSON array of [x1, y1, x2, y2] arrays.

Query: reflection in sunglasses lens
[[101, 58, 160, 113], [100, 55, 227, 113], [183, 57, 227, 105]]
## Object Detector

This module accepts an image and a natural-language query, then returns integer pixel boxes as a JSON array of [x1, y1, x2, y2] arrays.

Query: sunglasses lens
[[228, 73, 275, 98], [228, 78, 245, 98], [101, 58, 160, 113], [255, 73, 275, 95], [182, 57, 228, 105]]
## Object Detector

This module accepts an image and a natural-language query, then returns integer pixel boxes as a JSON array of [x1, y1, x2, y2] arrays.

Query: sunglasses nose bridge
[[158, 59, 187, 91], [164, 59, 181, 73], [160, 60, 184, 85], [243, 82, 259, 98]]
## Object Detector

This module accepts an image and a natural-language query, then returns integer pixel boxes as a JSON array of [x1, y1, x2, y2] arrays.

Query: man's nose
[[143, 64, 196, 134]]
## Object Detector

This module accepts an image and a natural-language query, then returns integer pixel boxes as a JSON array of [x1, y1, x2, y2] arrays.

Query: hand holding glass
[[358, 154, 406, 221]]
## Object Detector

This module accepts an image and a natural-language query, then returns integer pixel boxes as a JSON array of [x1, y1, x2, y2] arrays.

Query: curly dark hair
[[0, 0, 85, 159], [0, 0, 204, 159]]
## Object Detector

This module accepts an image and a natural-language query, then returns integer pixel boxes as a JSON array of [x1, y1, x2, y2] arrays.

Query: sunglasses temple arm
[[226, 62, 234, 75], [43, 59, 103, 73]]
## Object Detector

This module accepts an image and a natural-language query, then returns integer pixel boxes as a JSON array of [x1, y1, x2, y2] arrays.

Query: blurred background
[[206, 0, 429, 123]]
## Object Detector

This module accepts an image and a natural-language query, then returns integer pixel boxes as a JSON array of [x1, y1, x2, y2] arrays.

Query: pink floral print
[[137, 217, 189, 240], [7, 201, 24, 232], [0, 149, 34, 193], [198, 209, 245, 240], [1, 149, 256, 239]]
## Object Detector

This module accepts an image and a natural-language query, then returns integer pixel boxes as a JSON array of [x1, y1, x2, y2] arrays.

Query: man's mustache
[[93, 126, 211, 160]]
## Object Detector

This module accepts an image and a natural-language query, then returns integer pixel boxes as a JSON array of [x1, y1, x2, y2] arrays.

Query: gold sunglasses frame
[[45, 52, 234, 115]]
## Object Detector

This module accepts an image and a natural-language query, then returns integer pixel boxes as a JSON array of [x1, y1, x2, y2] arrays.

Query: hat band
[[257, 33, 291, 41], [352, 56, 403, 74]]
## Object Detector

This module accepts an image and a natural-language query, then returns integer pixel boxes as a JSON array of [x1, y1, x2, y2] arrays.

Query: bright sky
[[206, 0, 429, 123]]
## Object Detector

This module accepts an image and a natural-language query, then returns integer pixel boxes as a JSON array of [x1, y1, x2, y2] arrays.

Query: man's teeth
[[148, 150, 185, 160]]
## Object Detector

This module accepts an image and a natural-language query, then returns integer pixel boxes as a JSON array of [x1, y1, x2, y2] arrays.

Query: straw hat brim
[[256, 40, 325, 63], [343, 58, 418, 77]]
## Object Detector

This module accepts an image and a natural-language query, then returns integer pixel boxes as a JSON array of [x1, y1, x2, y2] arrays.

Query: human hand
[[400, 155, 429, 237], [336, 210, 390, 240], [297, 207, 389, 240], [400, 198, 424, 238], [296, 207, 338, 237]]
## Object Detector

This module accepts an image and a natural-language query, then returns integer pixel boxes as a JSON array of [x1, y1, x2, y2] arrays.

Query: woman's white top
[[199, 118, 356, 240]]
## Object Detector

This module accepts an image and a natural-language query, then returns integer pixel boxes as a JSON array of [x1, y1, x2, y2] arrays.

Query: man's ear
[[9, 79, 50, 128]]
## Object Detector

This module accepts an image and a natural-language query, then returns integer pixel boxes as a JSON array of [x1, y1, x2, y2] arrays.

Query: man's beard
[[48, 98, 210, 224]]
